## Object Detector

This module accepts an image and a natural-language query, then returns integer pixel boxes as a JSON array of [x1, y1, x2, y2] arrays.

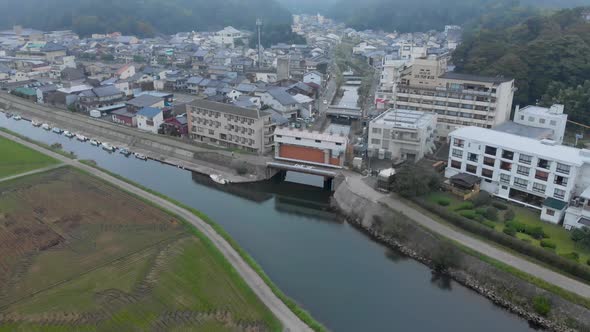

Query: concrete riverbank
[[332, 176, 590, 331], [0, 93, 275, 183]]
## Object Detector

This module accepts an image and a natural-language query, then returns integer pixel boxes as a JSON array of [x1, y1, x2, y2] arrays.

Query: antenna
[[256, 18, 263, 68]]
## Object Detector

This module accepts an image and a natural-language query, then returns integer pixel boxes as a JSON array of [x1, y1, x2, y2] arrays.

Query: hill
[[0, 0, 293, 37], [452, 7, 590, 124], [277, 0, 337, 14]]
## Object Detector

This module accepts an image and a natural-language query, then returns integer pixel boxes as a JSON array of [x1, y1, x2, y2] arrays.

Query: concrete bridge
[[266, 161, 340, 190]]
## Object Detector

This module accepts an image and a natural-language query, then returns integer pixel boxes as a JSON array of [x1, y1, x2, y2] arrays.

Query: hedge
[[459, 210, 477, 220], [540, 240, 556, 249], [413, 197, 590, 284], [492, 202, 509, 210], [437, 198, 451, 206], [454, 202, 474, 211], [561, 252, 580, 262]]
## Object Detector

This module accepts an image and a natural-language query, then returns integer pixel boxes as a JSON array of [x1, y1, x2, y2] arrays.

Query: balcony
[[537, 159, 551, 170], [483, 157, 495, 167], [535, 170, 549, 182]]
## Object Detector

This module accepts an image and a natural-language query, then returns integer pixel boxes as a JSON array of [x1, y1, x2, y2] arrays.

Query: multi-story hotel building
[[445, 126, 590, 225], [186, 99, 274, 154], [393, 56, 515, 137]]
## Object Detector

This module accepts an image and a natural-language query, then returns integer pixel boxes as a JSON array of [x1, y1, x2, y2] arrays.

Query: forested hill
[[0, 0, 293, 37], [452, 7, 590, 124], [327, 0, 590, 32]]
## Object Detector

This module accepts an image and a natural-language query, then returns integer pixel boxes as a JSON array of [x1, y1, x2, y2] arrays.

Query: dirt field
[[0, 168, 280, 331]]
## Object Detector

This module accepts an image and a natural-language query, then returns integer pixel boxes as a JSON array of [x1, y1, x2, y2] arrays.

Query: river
[[0, 114, 537, 332]]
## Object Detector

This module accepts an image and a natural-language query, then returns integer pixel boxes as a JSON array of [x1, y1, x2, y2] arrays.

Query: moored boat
[[52, 127, 63, 134], [64, 131, 74, 138], [90, 139, 99, 146], [210, 174, 227, 185], [134, 153, 147, 160], [41, 123, 51, 130], [101, 142, 115, 152], [119, 148, 132, 157], [31, 120, 41, 127], [76, 134, 88, 141], [13, 115, 22, 121]]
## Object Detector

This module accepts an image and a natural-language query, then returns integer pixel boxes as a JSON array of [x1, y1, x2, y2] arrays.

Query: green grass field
[[0, 136, 58, 178], [426, 191, 590, 265], [0, 168, 281, 331]]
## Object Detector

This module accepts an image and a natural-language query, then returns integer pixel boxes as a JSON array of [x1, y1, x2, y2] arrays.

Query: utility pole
[[256, 18, 263, 68]]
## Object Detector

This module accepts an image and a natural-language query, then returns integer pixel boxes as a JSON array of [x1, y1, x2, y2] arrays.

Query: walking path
[[0, 130, 312, 332], [0, 163, 65, 183], [344, 173, 590, 298]]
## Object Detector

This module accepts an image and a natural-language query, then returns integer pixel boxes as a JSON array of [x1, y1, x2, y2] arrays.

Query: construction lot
[[0, 167, 279, 331]]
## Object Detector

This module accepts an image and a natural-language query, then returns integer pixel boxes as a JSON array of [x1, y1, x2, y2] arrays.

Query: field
[[0, 135, 58, 178], [427, 191, 590, 265], [0, 168, 280, 331]]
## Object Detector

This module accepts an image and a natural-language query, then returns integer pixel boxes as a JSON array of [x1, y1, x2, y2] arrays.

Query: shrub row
[[492, 201, 509, 210], [454, 201, 474, 211], [437, 198, 450, 206], [540, 239, 556, 249], [505, 220, 547, 240], [413, 197, 590, 284]]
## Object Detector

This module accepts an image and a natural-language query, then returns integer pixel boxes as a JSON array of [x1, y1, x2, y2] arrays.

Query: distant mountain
[[520, 0, 590, 8], [276, 0, 337, 14], [0, 0, 293, 37]]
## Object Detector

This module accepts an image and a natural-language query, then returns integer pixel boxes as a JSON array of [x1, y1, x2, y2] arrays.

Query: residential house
[[136, 107, 164, 133], [125, 94, 164, 113], [76, 85, 125, 112], [303, 71, 322, 86], [261, 87, 300, 118]]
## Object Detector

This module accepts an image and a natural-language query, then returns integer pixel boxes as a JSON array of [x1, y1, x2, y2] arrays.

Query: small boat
[[64, 131, 74, 138], [41, 123, 51, 130], [210, 174, 227, 185], [134, 153, 147, 160], [5, 113, 13, 119], [52, 127, 63, 134], [90, 139, 99, 146], [119, 148, 132, 157], [13, 115, 22, 121], [76, 134, 88, 141], [31, 120, 41, 127], [101, 142, 115, 152]]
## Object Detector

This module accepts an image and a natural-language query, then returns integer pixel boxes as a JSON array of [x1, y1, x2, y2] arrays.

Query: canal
[[0, 114, 537, 332]]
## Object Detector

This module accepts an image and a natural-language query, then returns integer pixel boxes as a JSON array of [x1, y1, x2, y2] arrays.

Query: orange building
[[274, 127, 348, 168]]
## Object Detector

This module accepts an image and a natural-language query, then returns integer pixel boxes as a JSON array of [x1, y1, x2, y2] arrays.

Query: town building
[[111, 108, 137, 127], [274, 127, 348, 168], [136, 107, 164, 133], [393, 56, 515, 137], [368, 109, 437, 162], [76, 86, 125, 112], [445, 126, 590, 225], [513, 104, 568, 144], [564, 187, 590, 230], [186, 99, 274, 153], [125, 94, 165, 113]]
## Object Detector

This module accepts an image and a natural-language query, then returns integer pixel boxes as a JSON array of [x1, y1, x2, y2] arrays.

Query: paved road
[[0, 163, 66, 183], [0, 130, 313, 332], [344, 173, 590, 299]]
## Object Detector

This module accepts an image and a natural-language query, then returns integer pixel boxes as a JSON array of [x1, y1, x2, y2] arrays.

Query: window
[[483, 157, 495, 167], [452, 148, 463, 158], [535, 170, 549, 181], [537, 158, 551, 169], [371, 139, 381, 145], [146, 120, 154, 126], [532, 183, 546, 194], [208, 129, 214, 135], [501, 150, 514, 160], [453, 138, 464, 148], [514, 177, 528, 188], [517, 165, 530, 176], [556, 163, 570, 175], [372, 128, 382, 134], [550, 120, 557, 126], [276, 135, 282, 138], [451, 160, 462, 169], [554, 189, 565, 200], [295, 137, 301, 141], [554, 175, 568, 187], [315, 140, 321, 143], [546, 209, 555, 216], [519, 154, 532, 165], [500, 161, 512, 171], [466, 164, 477, 174], [485, 145, 497, 156], [528, 116, 534, 122], [520, 115, 524, 120], [500, 174, 510, 184], [467, 153, 478, 162], [481, 168, 493, 179]]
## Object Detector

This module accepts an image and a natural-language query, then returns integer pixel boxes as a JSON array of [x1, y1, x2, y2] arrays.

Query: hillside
[[452, 7, 590, 124], [0, 0, 293, 37], [277, 0, 337, 14]]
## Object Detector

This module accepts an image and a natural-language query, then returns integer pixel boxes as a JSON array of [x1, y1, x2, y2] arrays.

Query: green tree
[[392, 165, 441, 197]]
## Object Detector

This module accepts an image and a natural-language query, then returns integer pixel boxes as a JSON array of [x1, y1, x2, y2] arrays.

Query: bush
[[503, 227, 517, 236], [521, 238, 531, 243], [492, 202, 509, 210], [561, 252, 580, 262], [504, 209, 516, 222], [587, 258, 590, 266], [475, 207, 487, 215], [432, 242, 461, 272], [481, 220, 496, 229], [526, 226, 546, 240], [484, 207, 499, 221], [413, 197, 590, 284], [454, 202, 474, 211], [505, 220, 526, 233], [437, 198, 451, 206], [473, 192, 491, 207], [540, 240, 556, 249], [459, 210, 477, 220], [235, 165, 248, 175], [533, 296, 551, 316]]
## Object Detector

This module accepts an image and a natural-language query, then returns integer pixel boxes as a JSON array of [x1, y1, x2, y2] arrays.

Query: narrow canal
[[1, 114, 538, 332]]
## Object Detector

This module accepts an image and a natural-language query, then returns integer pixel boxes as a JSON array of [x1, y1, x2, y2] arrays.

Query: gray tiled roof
[[189, 99, 269, 119], [126, 94, 162, 107]]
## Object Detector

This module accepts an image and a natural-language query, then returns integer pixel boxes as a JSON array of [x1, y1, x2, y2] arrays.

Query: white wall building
[[136, 107, 164, 133], [564, 187, 590, 230], [445, 126, 590, 225], [274, 127, 348, 168], [212, 26, 245, 48], [514, 104, 568, 144], [368, 109, 437, 162]]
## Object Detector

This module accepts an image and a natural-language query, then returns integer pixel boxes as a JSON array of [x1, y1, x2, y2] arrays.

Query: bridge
[[326, 105, 363, 119], [266, 161, 340, 190]]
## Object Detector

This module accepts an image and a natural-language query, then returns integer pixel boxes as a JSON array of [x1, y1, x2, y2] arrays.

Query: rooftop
[[371, 109, 435, 129], [274, 127, 348, 144], [189, 99, 270, 119], [137, 107, 162, 118], [440, 72, 513, 84], [126, 94, 162, 108], [451, 126, 590, 167], [493, 121, 554, 140]]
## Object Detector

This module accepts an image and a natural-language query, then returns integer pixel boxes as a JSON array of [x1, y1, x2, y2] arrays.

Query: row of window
[[519, 115, 558, 127], [191, 107, 255, 125], [397, 97, 494, 112], [397, 88, 496, 102]]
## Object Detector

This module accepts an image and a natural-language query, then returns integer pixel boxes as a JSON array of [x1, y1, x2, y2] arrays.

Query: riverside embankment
[[0, 93, 274, 183], [332, 176, 590, 331]]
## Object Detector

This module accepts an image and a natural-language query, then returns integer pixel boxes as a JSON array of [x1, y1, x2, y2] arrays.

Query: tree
[[392, 165, 441, 197], [571, 227, 590, 250], [431, 242, 461, 272]]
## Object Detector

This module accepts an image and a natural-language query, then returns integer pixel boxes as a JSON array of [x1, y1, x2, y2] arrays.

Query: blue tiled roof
[[137, 107, 162, 118]]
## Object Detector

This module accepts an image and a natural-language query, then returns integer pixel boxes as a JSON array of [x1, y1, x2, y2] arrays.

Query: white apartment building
[[564, 186, 590, 230], [368, 109, 437, 162], [212, 26, 246, 48], [445, 126, 590, 224], [187, 99, 274, 154], [514, 104, 568, 144], [393, 56, 515, 137], [375, 56, 407, 110]]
